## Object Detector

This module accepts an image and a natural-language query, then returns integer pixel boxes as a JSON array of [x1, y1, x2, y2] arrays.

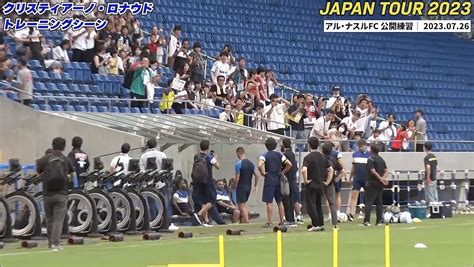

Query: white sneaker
[[168, 223, 180, 231], [50, 245, 63, 251], [308, 226, 320, 232], [202, 223, 214, 228]]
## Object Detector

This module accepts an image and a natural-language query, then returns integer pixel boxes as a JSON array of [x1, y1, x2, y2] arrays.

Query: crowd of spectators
[[0, 13, 428, 151]]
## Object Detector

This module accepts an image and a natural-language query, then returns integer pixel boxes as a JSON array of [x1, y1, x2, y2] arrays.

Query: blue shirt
[[235, 159, 255, 189], [260, 150, 287, 186], [330, 150, 343, 175], [352, 150, 371, 181]]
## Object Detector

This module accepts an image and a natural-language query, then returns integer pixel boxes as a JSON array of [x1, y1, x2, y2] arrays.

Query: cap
[[332, 85, 340, 91]]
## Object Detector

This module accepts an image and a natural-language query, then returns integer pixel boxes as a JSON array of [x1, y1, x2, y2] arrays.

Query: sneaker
[[168, 223, 180, 231], [308, 226, 321, 232], [347, 214, 354, 222], [192, 213, 202, 225], [202, 223, 214, 228], [50, 245, 63, 251], [285, 222, 298, 228], [318, 226, 326, 232], [362, 222, 371, 227], [296, 216, 304, 225]]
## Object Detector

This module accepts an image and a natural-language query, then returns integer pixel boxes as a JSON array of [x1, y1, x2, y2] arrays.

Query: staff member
[[301, 137, 334, 232], [281, 138, 302, 226], [37, 137, 75, 251], [233, 147, 259, 223], [363, 144, 389, 226], [423, 142, 439, 204]]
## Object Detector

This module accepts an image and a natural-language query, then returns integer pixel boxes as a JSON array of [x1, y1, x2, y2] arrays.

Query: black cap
[[332, 85, 340, 91]]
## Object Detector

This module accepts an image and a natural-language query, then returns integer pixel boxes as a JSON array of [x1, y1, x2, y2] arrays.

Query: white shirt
[[14, 28, 29, 44], [70, 28, 87, 51], [253, 113, 266, 131], [264, 103, 286, 130], [378, 121, 397, 142], [139, 148, 167, 172], [168, 35, 180, 57], [311, 117, 330, 137], [219, 111, 231, 122], [367, 136, 383, 144], [211, 61, 230, 84], [85, 30, 97, 50], [52, 46, 70, 62], [326, 95, 345, 110], [110, 153, 132, 186], [116, 56, 124, 72], [341, 117, 358, 132], [267, 80, 276, 97]]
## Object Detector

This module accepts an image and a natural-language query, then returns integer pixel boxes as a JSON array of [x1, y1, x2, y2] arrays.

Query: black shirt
[[68, 148, 90, 178], [424, 153, 437, 181], [37, 150, 75, 196], [283, 149, 297, 182], [367, 154, 387, 188], [303, 151, 330, 186], [287, 104, 306, 131], [210, 85, 227, 107]]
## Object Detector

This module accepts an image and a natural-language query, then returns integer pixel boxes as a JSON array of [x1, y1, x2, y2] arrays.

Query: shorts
[[352, 179, 367, 191], [262, 184, 282, 203], [193, 182, 214, 205], [236, 186, 251, 204], [334, 180, 342, 193]]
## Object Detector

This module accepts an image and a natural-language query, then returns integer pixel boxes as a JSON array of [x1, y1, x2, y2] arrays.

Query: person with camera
[[326, 85, 345, 110], [378, 113, 397, 149], [311, 110, 335, 140], [265, 69, 278, 98], [264, 94, 291, 135], [287, 94, 307, 141], [231, 57, 248, 93], [189, 42, 206, 83], [341, 110, 361, 140], [173, 39, 191, 73]]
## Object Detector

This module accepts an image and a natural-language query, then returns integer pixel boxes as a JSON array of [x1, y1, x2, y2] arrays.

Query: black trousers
[[268, 128, 285, 136], [305, 184, 324, 227], [364, 185, 384, 224], [415, 144, 424, 152], [131, 92, 146, 108]]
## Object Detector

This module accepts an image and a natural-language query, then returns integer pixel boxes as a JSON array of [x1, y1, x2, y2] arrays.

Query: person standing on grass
[[423, 142, 439, 204], [302, 137, 334, 232], [322, 142, 344, 226], [233, 147, 259, 223], [363, 144, 389, 226], [258, 138, 292, 227], [191, 140, 220, 227], [37, 137, 75, 251], [346, 139, 371, 221], [281, 138, 303, 226]]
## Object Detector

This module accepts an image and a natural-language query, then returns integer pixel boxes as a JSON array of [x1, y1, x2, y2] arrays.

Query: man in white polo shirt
[[311, 110, 335, 139], [264, 94, 290, 135]]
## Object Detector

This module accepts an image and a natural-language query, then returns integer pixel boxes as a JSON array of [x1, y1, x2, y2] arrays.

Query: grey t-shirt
[[17, 67, 33, 100], [415, 117, 427, 142]]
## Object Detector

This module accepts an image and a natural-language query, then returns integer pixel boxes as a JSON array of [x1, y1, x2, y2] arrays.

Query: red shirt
[[391, 129, 408, 150], [255, 76, 267, 100], [147, 42, 159, 54], [305, 104, 318, 119]]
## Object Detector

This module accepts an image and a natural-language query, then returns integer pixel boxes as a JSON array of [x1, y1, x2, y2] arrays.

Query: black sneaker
[[363, 222, 371, 227], [347, 214, 354, 222]]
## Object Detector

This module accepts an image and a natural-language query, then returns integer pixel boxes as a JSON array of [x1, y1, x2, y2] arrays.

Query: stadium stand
[[0, 0, 473, 151]]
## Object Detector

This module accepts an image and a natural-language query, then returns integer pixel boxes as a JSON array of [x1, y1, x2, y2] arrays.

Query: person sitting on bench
[[172, 179, 201, 225], [216, 180, 241, 223]]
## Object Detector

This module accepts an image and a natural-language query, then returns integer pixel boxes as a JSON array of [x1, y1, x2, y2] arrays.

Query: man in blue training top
[[233, 147, 260, 223], [347, 139, 371, 221], [216, 180, 241, 223], [258, 138, 292, 227]]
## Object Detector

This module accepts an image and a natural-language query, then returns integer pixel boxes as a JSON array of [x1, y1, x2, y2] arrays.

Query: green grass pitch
[[1, 215, 473, 267]]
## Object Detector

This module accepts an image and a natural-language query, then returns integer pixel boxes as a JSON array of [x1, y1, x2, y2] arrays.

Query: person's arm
[[280, 97, 291, 108], [211, 156, 220, 170], [424, 162, 431, 185], [264, 104, 275, 118], [301, 166, 309, 184], [311, 122, 325, 139], [324, 166, 334, 186], [282, 159, 292, 175], [233, 161, 241, 189], [258, 158, 266, 176], [253, 169, 260, 193], [349, 163, 355, 181], [36, 157, 46, 174]]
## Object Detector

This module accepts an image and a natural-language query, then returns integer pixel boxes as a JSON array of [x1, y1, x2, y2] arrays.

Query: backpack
[[191, 154, 209, 184], [280, 173, 290, 197], [43, 155, 68, 192]]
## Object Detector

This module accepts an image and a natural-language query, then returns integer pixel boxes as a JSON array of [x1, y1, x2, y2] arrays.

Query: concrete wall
[[0, 98, 144, 164]]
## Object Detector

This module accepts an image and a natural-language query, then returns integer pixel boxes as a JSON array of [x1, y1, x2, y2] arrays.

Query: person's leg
[[425, 180, 439, 204], [375, 188, 384, 224], [43, 195, 54, 247], [238, 203, 249, 223], [274, 185, 285, 224], [231, 208, 241, 223], [51, 195, 67, 247], [305, 187, 317, 227], [325, 184, 338, 226], [364, 186, 377, 224], [349, 190, 360, 216], [315, 187, 324, 227], [334, 180, 342, 213], [262, 184, 274, 224]]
